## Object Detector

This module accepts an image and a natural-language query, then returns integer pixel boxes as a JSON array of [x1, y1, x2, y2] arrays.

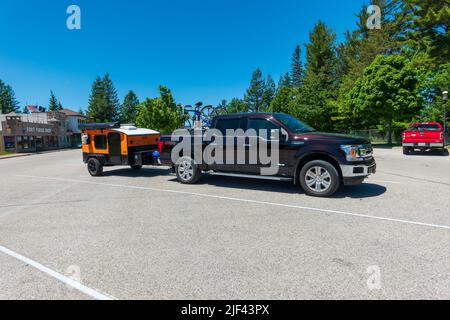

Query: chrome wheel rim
[[178, 160, 194, 181], [305, 166, 332, 193]]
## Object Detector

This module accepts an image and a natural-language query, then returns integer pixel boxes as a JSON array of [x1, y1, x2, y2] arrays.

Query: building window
[[94, 135, 107, 150]]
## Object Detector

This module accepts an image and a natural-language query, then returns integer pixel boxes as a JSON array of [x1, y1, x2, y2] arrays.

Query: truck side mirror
[[271, 128, 289, 142]]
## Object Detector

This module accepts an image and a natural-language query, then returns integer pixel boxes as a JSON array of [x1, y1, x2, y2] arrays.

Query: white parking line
[[366, 179, 401, 184], [0, 245, 115, 300], [13, 174, 450, 231]]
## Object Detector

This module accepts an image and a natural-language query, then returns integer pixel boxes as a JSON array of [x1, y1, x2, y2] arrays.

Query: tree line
[[225, 0, 449, 142], [2, 0, 448, 140]]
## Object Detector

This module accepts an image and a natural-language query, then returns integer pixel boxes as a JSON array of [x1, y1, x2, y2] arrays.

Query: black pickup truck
[[168, 113, 376, 197]]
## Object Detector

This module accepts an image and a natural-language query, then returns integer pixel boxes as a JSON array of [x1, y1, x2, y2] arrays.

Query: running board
[[207, 171, 294, 182]]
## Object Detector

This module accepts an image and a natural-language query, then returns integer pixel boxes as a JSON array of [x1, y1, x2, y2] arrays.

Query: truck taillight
[[402, 133, 406, 140], [440, 132, 443, 140]]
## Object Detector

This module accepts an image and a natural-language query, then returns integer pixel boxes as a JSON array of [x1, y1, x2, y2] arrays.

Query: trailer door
[[108, 133, 122, 164]]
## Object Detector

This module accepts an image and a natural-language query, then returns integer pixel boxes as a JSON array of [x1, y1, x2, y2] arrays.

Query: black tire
[[299, 160, 340, 197], [131, 165, 142, 170], [87, 158, 103, 177], [403, 147, 410, 155], [175, 156, 201, 184]]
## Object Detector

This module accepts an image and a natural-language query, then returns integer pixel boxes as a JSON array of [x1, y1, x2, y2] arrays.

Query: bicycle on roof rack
[[183, 102, 228, 129]]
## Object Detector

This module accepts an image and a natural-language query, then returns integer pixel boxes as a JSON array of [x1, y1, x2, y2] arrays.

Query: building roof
[[60, 108, 86, 118]]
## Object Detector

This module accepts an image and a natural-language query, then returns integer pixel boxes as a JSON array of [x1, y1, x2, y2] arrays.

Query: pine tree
[[78, 108, 84, 116], [22, 106, 30, 114], [407, 0, 450, 65], [120, 90, 140, 124], [102, 73, 120, 121], [292, 21, 339, 131], [291, 45, 305, 88], [270, 86, 294, 114], [262, 75, 276, 111], [49, 91, 60, 111], [86, 74, 119, 122], [87, 76, 105, 122], [244, 68, 265, 112], [0, 80, 20, 114], [278, 73, 292, 89]]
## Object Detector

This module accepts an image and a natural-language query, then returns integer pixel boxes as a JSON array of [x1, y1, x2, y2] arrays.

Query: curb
[[0, 148, 79, 160], [0, 153, 33, 160]]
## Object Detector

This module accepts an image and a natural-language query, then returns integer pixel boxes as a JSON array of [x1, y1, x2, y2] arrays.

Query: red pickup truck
[[402, 122, 446, 155]]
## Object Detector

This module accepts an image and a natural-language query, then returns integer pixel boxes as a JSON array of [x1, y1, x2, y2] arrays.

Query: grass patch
[[0, 151, 15, 156]]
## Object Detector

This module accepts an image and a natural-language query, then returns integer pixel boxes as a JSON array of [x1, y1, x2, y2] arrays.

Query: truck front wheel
[[175, 156, 201, 184], [299, 160, 340, 197]]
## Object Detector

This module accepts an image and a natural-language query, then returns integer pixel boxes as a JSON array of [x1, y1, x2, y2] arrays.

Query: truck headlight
[[340, 145, 364, 162]]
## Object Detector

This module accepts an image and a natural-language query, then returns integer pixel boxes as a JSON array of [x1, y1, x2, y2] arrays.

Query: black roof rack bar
[[79, 122, 120, 130]]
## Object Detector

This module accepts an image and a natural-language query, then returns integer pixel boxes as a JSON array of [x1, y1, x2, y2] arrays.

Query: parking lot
[[0, 148, 449, 300]]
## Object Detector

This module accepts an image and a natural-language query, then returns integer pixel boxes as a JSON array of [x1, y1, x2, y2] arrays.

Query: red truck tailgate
[[403, 130, 443, 143]]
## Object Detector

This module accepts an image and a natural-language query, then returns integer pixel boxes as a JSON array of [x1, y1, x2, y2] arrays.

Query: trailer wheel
[[175, 156, 201, 184], [87, 158, 103, 177]]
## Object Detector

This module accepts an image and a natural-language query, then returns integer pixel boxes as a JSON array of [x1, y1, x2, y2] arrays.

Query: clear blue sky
[[0, 0, 367, 112]]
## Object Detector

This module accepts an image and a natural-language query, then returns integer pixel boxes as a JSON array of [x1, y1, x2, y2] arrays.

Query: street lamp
[[444, 91, 448, 146]]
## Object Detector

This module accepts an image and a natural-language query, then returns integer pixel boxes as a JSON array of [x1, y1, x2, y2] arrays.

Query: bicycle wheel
[[210, 107, 228, 118]]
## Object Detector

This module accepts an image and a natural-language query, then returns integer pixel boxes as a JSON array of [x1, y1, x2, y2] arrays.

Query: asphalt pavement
[[0, 148, 449, 299]]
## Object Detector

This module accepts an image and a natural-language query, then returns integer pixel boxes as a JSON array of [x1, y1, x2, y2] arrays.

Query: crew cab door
[[210, 117, 244, 172], [242, 117, 289, 175]]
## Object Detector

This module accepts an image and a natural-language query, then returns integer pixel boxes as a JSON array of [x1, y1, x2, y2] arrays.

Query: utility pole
[[443, 91, 448, 146]]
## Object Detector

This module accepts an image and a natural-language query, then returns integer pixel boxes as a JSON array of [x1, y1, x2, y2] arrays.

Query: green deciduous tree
[[0, 80, 20, 114], [226, 98, 248, 113], [348, 54, 422, 143], [120, 90, 140, 124], [135, 86, 185, 133]]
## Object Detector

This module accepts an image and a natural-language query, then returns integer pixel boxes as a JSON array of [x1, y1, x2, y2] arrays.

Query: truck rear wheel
[[403, 147, 411, 155], [87, 158, 103, 177], [299, 160, 340, 197], [175, 156, 201, 184]]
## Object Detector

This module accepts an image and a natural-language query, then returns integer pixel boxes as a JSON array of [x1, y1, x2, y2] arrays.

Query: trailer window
[[94, 135, 107, 149]]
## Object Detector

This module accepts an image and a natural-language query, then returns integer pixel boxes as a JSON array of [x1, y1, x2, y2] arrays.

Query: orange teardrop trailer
[[80, 122, 162, 176]]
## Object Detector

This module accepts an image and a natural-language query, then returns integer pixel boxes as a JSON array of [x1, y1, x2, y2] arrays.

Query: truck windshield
[[274, 114, 315, 133], [410, 124, 441, 131]]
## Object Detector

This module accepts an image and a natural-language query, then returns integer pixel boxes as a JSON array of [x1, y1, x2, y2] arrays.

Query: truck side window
[[247, 118, 279, 135], [94, 135, 107, 149], [215, 119, 241, 135]]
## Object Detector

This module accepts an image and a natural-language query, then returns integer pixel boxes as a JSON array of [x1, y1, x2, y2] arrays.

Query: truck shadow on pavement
[[171, 175, 387, 199], [100, 167, 386, 199], [102, 167, 172, 178], [406, 149, 449, 157]]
